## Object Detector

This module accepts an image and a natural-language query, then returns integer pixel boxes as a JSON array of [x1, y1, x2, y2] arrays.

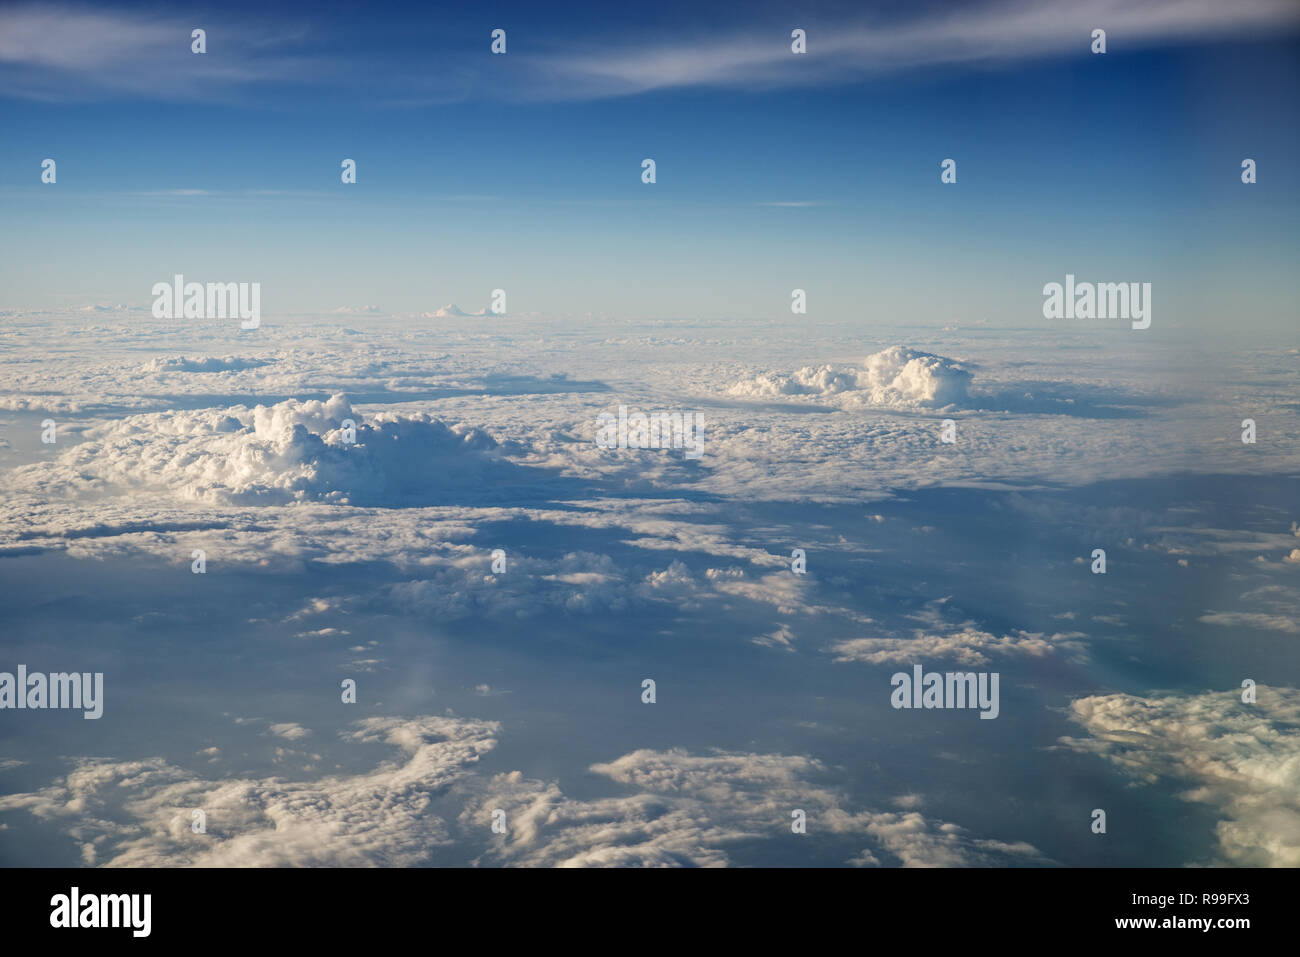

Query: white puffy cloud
[[0, 725, 1050, 867], [462, 747, 1051, 867], [729, 346, 972, 409], [426, 304, 489, 318], [15, 394, 503, 506], [831, 627, 1087, 667], [1059, 687, 1300, 866], [269, 722, 312, 741], [830, 598, 1088, 666], [0, 716, 498, 867]]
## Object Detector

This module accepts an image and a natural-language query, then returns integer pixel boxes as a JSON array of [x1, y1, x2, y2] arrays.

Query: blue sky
[[1, 0, 1297, 325]]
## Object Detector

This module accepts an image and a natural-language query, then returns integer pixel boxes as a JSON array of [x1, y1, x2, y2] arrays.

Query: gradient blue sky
[[1, 0, 1297, 325]]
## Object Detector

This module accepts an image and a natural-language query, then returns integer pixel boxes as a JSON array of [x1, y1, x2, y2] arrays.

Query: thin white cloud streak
[[531, 0, 1300, 98], [0, 4, 333, 101], [2, 0, 1297, 103]]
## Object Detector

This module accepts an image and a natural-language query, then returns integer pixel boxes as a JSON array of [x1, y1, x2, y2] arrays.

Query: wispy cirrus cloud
[[0, 3, 335, 102], [3, 0, 1297, 104], [525, 0, 1300, 99]]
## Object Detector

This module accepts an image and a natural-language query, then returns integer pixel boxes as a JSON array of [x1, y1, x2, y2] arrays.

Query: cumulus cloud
[[0, 725, 1049, 868], [831, 627, 1086, 667], [16, 394, 506, 506], [462, 747, 1050, 867], [426, 304, 490, 319], [0, 716, 498, 867], [269, 722, 312, 741], [830, 599, 1088, 666], [729, 346, 972, 409], [1059, 687, 1300, 866]]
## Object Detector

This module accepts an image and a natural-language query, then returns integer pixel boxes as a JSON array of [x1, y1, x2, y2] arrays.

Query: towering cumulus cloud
[[729, 346, 972, 408], [862, 346, 972, 406], [17, 394, 504, 506]]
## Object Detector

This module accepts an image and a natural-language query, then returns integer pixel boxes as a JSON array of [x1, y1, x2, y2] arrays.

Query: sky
[[1, 0, 1298, 325]]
